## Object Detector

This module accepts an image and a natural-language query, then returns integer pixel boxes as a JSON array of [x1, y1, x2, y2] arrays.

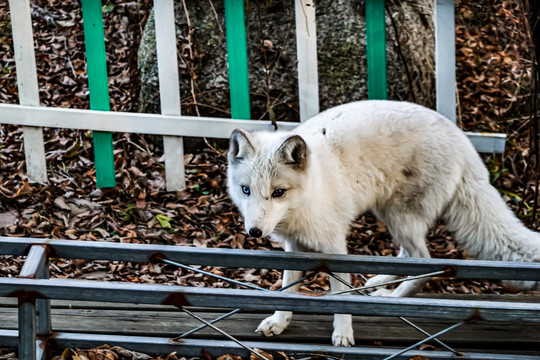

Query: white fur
[[227, 100, 540, 346]]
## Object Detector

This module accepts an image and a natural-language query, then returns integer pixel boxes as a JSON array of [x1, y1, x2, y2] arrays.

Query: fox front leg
[[256, 268, 303, 336], [329, 272, 355, 346]]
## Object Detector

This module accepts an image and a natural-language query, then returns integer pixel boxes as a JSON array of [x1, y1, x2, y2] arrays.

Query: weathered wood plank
[[0, 104, 507, 152], [295, 0, 319, 121], [1, 307, 539, 350], [154, 0, 186, 191], [435, 0, 457, 122], [8, 0, 47, 184]]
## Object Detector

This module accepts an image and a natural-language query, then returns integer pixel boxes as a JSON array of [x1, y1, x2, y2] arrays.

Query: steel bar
[[19, 246, 46, 278], [179, 274, 310, 338], [4, 238, 540, 281], [397, 317, 461, 356], [332, 270, 447, 295], [181, 307, 270, 360], [162, 258, 265, 291], [36, 263, 51, 338], [1, 330, 537, 360], [327, 272, 462, 356], [19, 246, 52, 337], [0, 104, 506, 152], [36, 340, 46, 360], [3, 278, 540, 321], [18, 302, 36, 360], [383, 322, 465, 360]]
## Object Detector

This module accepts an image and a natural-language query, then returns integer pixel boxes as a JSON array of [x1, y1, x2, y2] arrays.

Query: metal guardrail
[[1, 237, 540, 360]]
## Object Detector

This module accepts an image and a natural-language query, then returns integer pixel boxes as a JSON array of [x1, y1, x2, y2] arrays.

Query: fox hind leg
[[364, 247, 410, 294], [373, 211, 432, 297]]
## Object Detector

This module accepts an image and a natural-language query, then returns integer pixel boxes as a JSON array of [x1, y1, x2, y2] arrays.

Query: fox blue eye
[[241, 185, 250, 195]]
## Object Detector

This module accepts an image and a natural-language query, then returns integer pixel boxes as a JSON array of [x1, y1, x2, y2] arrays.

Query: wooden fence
[[2, 0, 506, 192]]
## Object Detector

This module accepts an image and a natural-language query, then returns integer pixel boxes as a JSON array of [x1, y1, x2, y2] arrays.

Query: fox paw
[[256, 313, 291, 337], [332, 328, 355, 347]]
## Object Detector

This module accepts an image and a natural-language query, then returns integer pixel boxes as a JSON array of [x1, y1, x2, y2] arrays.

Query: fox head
[[227, 129, 308, 238]]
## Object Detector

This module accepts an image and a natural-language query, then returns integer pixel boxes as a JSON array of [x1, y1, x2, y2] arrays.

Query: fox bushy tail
[[443, 167, 540, 290]]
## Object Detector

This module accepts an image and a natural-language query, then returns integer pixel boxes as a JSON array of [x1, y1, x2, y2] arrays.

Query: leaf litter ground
[[0, 0, 539, 359]]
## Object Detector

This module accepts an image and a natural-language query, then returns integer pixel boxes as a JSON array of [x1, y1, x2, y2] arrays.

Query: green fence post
[[81, 0, 116, 188], [224, 0, 251, 120], [366, 0, 387, 100]]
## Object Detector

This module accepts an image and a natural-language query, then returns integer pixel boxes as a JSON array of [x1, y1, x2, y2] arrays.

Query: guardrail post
[[81, 0, 116, 188], [18, 246, 48, 360], [18, 301, 36, 360], [36, 260, 51, 337]]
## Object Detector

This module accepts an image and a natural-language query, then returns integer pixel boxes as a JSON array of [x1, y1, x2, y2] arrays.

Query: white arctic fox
[[226, 100, 540, 347]]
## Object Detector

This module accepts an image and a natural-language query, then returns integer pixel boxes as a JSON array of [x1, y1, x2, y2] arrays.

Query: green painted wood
[[224, 0, 251, 120], [81, 0, 116, 188], [366, 0, 387, 100]]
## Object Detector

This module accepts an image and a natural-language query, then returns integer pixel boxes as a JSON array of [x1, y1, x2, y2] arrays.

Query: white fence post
[[8, 0, 48, 184], [435, 0, 457, 123], [154, 0, 186, 191], [295, 0, 319, 122]]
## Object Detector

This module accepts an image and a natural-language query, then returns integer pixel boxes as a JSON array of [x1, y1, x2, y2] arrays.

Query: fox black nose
[[249, 227, 263, 238]]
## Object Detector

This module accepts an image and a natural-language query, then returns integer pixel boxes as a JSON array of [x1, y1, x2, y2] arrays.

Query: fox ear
[[277, 135, 307, 170], [228, 129, 254, 163]]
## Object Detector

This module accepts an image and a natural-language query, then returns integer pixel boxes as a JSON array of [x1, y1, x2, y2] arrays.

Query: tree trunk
[[137, 0, 436, 122]]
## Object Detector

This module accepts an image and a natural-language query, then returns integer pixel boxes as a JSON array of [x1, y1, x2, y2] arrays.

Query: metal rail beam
[[2, 278, 540, 322], [0, 330, 537, 360], [3, 238, 540, 281]]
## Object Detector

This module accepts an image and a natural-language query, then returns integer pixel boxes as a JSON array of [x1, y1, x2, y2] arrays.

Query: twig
[[254, 0, 277, 130], [207, 0, 223, 33], [181, 0, 201, 117], [386, 2, 417, 103]]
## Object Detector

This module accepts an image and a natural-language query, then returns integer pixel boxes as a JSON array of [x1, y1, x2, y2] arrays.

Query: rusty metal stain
[[313, 261, 329, 273], [33, 241, 56, 258], [150, 252, 165, 263], [162, 291, 190, 307], [38, 332, 58, 350], [168, 337, 184, 345], [443, 265, 457, 277], [19, 273, 36, 279], [8, 290, 49, 305], [467, 308, 484, 322]]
